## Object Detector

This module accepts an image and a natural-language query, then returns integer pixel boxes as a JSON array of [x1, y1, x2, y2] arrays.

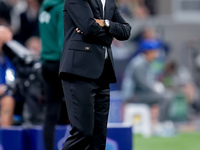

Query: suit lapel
[[96, 0, 103, 19]]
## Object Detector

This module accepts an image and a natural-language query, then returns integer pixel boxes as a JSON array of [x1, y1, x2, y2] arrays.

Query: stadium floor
[[134, 132, 200, 150]]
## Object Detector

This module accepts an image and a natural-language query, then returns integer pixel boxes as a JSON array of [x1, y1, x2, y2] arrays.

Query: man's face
[[145, 50, 159, 62], [0, 26, 12, 48], [0, 27, 12, 42]]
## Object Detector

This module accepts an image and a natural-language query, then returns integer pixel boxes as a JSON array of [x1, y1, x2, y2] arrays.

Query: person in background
[[117, 0, 149, 19], [39, 0, 67, 150], [122, 39, 173, 134], [0, 0, 11, 27], [132, 27, 170, 80], [0, 25, 15, 127], [17, 0, 41, 45], [159, 61, 198, 120], [26, 36, 41, 59], [18, 36, 44, 125]]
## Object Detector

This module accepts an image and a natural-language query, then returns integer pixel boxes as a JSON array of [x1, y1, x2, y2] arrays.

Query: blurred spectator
[[160, 62, 196, 103], [2, 36, 44, 125], [6, 0, 28, 37], [0, 0, 11, 26], [131, 0, 149, 19], [132, 27, 170, 78], [17, 0, 40, 45], [133, 27, 169, 53], [19, 36, 44, 125], [117, 0, 151, 19], [39, 0, 66, 149], [143, 0, 157, 15], [0, 26, 15, 127], [122, 39, 173, 130], [159, 62, 198, 120], [117, 0, 135, 18], [26, 36, 41, 59]]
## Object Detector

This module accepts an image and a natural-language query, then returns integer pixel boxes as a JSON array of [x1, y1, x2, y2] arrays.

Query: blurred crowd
[[120, 26, 200, 135], [0, 0, 65, 126], [116, 0, 157, 19], [0, 0, 200, 137]]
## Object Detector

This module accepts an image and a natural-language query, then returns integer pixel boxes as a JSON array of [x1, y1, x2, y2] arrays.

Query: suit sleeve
[[108, 5, 132, 41], [65, 0, 113, 45]]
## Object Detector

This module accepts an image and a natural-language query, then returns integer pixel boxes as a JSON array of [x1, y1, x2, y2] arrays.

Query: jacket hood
[[42, 0, 64, 11]]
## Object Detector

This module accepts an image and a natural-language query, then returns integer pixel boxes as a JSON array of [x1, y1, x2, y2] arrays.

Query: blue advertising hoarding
[[0, 124, 132, 150]]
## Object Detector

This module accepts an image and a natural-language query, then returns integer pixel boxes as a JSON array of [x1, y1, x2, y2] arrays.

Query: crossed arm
[[66, 0, 131, 44], [76, 19, 105, 34]]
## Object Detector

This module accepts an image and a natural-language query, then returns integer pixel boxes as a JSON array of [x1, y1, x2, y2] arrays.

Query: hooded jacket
[[39, 0, 64, 62]]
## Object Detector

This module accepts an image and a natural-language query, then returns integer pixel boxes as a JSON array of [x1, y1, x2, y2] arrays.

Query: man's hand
[[76, 28, 83, 34], [94, 19, 105, 27]]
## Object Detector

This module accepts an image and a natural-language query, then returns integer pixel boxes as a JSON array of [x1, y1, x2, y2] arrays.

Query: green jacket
[[39, 0, 64, 61]]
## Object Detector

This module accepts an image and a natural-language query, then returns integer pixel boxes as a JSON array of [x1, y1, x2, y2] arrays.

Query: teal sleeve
[[56, 4, 64, 53]]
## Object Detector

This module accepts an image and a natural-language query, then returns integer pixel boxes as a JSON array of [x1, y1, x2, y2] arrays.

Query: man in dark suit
[[59, 0, 131, 149]]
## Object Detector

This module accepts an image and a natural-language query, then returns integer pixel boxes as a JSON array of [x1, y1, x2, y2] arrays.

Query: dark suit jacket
[[59, 0, 131, 83]]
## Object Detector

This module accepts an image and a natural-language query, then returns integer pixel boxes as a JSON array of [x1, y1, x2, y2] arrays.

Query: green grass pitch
[[134, 132, 200, 150]]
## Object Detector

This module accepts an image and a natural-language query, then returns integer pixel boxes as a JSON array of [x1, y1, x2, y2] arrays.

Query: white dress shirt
[[101, 0, 106, 17]]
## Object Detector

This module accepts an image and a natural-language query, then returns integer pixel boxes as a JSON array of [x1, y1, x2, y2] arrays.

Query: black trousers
[[41, 61, 64, 150], [61, 75, 110, 150]]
